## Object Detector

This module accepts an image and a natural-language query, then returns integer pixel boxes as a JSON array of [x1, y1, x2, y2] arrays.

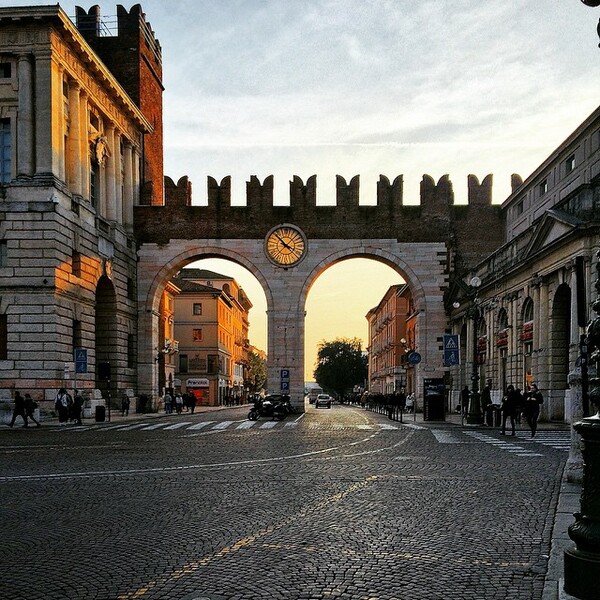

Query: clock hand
[[275, 233, 293, 250]]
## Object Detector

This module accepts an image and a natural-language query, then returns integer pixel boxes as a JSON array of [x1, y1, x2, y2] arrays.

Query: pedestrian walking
[[461, 385, 470, 416], [175, 393, 183, 414], [187, 392, 197, 414], [72, 390, 84, 425], [481, 380, 492, 425], [55, 387, 72, 425], [121, 393, 130, 417], [524, 383, 543, 437], [163, 390, 173, 414], [501, 384, 519, 436], [9, 391, 28, 427], [24, 393, 41, 427]]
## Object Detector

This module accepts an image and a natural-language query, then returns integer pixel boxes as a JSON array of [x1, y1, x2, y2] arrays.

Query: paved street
[[0, 404, 569, 600]]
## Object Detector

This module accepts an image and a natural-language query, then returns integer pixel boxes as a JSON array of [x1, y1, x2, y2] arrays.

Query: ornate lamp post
[[466, 276, 484, 425], [564, 249, 600, 599]]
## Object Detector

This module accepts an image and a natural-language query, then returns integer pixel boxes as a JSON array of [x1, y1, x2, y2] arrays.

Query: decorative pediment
[[524, 209, 584, 258]]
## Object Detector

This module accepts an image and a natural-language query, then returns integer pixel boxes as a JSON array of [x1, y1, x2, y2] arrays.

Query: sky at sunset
[[12, 1, 600, 380]]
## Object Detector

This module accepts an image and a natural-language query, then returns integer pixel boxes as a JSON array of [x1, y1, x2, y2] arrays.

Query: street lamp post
[[466, 276, 484, 425], [564, 249, 600, 599]]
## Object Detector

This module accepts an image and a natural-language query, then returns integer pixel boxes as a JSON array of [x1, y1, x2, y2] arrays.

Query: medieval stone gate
[[134, 173, 504, 409]]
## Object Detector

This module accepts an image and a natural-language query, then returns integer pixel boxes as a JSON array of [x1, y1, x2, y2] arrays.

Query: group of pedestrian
[[499, 383, 544, 437], [163, 390, 197, 415], [55, 388, 84, 425], [8, 391, 41, 428]]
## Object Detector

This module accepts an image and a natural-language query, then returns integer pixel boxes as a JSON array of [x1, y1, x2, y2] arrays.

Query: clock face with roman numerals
[[265, 225, 307, 267]]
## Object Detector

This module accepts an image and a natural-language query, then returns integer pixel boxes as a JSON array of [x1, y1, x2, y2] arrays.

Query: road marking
[[236, 421, 257, 430], [464, 431, 543, 456], [140, 423, 168, 430], [187, 421, 216, 430], [163, 422, 193, 430], [212, 421, 234, 430], [259, 421, 279, 429], [430, 430, 469, 444]]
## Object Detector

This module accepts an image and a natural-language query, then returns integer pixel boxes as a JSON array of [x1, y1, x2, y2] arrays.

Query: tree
[[313, 337, 368, 399], [245, 350, 267, 395]]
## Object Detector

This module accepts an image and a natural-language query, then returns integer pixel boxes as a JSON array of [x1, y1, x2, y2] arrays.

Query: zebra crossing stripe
[[110, 423, 149, 431], [187, 421, 215, 430], [163, 422, 193, 430], [141, 423, 169, 430], [212, 421, 234, 430], [259, 421, 279, 429]]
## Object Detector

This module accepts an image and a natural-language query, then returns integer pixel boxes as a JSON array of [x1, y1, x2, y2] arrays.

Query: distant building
[[172, 269, 253, 405], [366, 284, 416, 395]]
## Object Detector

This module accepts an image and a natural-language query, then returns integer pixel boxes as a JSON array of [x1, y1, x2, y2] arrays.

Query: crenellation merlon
[[185, 173, 500, 208]]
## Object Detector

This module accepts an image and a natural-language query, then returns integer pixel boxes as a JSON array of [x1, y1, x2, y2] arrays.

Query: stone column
[[79, 92, 89, 199], [67, 81, 82, 196], [17, 53, 34, 178], [122, 140, 133, 223], [105, 125, 117, 221]]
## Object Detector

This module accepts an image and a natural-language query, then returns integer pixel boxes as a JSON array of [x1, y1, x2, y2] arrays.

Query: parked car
[[315, 393, 332, 409]]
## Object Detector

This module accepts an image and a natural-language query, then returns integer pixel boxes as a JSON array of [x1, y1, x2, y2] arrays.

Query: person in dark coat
[[55, 388, 71, 425], [460, 386, 470, 416], [24, 393, 41, 427], [501, 385, 519, 436], [9, 391, 28, 427], [523, 384, 544, 437]]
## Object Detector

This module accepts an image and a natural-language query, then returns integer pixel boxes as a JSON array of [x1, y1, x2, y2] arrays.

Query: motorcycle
[[248, 395, 292, 421]]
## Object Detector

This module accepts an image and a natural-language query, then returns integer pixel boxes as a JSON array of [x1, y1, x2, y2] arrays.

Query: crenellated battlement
[[163, 173, 498, 210], [135, 173, 506, 272]]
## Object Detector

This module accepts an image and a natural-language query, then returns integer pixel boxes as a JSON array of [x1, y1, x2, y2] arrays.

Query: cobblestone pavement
[[0, 404, 568, 600]]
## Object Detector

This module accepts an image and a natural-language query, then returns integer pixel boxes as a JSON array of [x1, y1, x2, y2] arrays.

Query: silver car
[[315, 394, 332, 409]]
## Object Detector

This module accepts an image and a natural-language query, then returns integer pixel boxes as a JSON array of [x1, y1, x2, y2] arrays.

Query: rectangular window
[[566, 154, 575, 174], [208, 354, 218, 374], [515, 200, 524, 216], [0, 314, 6, 359], [179, 354, 188, 374], [193, 329, 203, 342], [0, 240, 7, 267], [193, 303, 202, 316], [539, 179, 547, 195], [0, 63, 11, 78], [0, 118, 11, 184]]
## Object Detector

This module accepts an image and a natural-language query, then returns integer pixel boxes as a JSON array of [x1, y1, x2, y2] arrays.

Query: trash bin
[[95, 405, 106, 422]]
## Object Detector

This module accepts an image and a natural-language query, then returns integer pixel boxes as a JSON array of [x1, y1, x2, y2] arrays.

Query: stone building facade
[[0, 5, 162, 412], [447, 105, 600, 422]]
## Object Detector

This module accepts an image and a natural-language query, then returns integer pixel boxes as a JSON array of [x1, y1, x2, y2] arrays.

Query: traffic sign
[[280, 369, 290, 381], [443, 334, 460, 367], [407, 351, 422, 365], [280, 381, 290, 392], [74, 348, 87, 373]]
